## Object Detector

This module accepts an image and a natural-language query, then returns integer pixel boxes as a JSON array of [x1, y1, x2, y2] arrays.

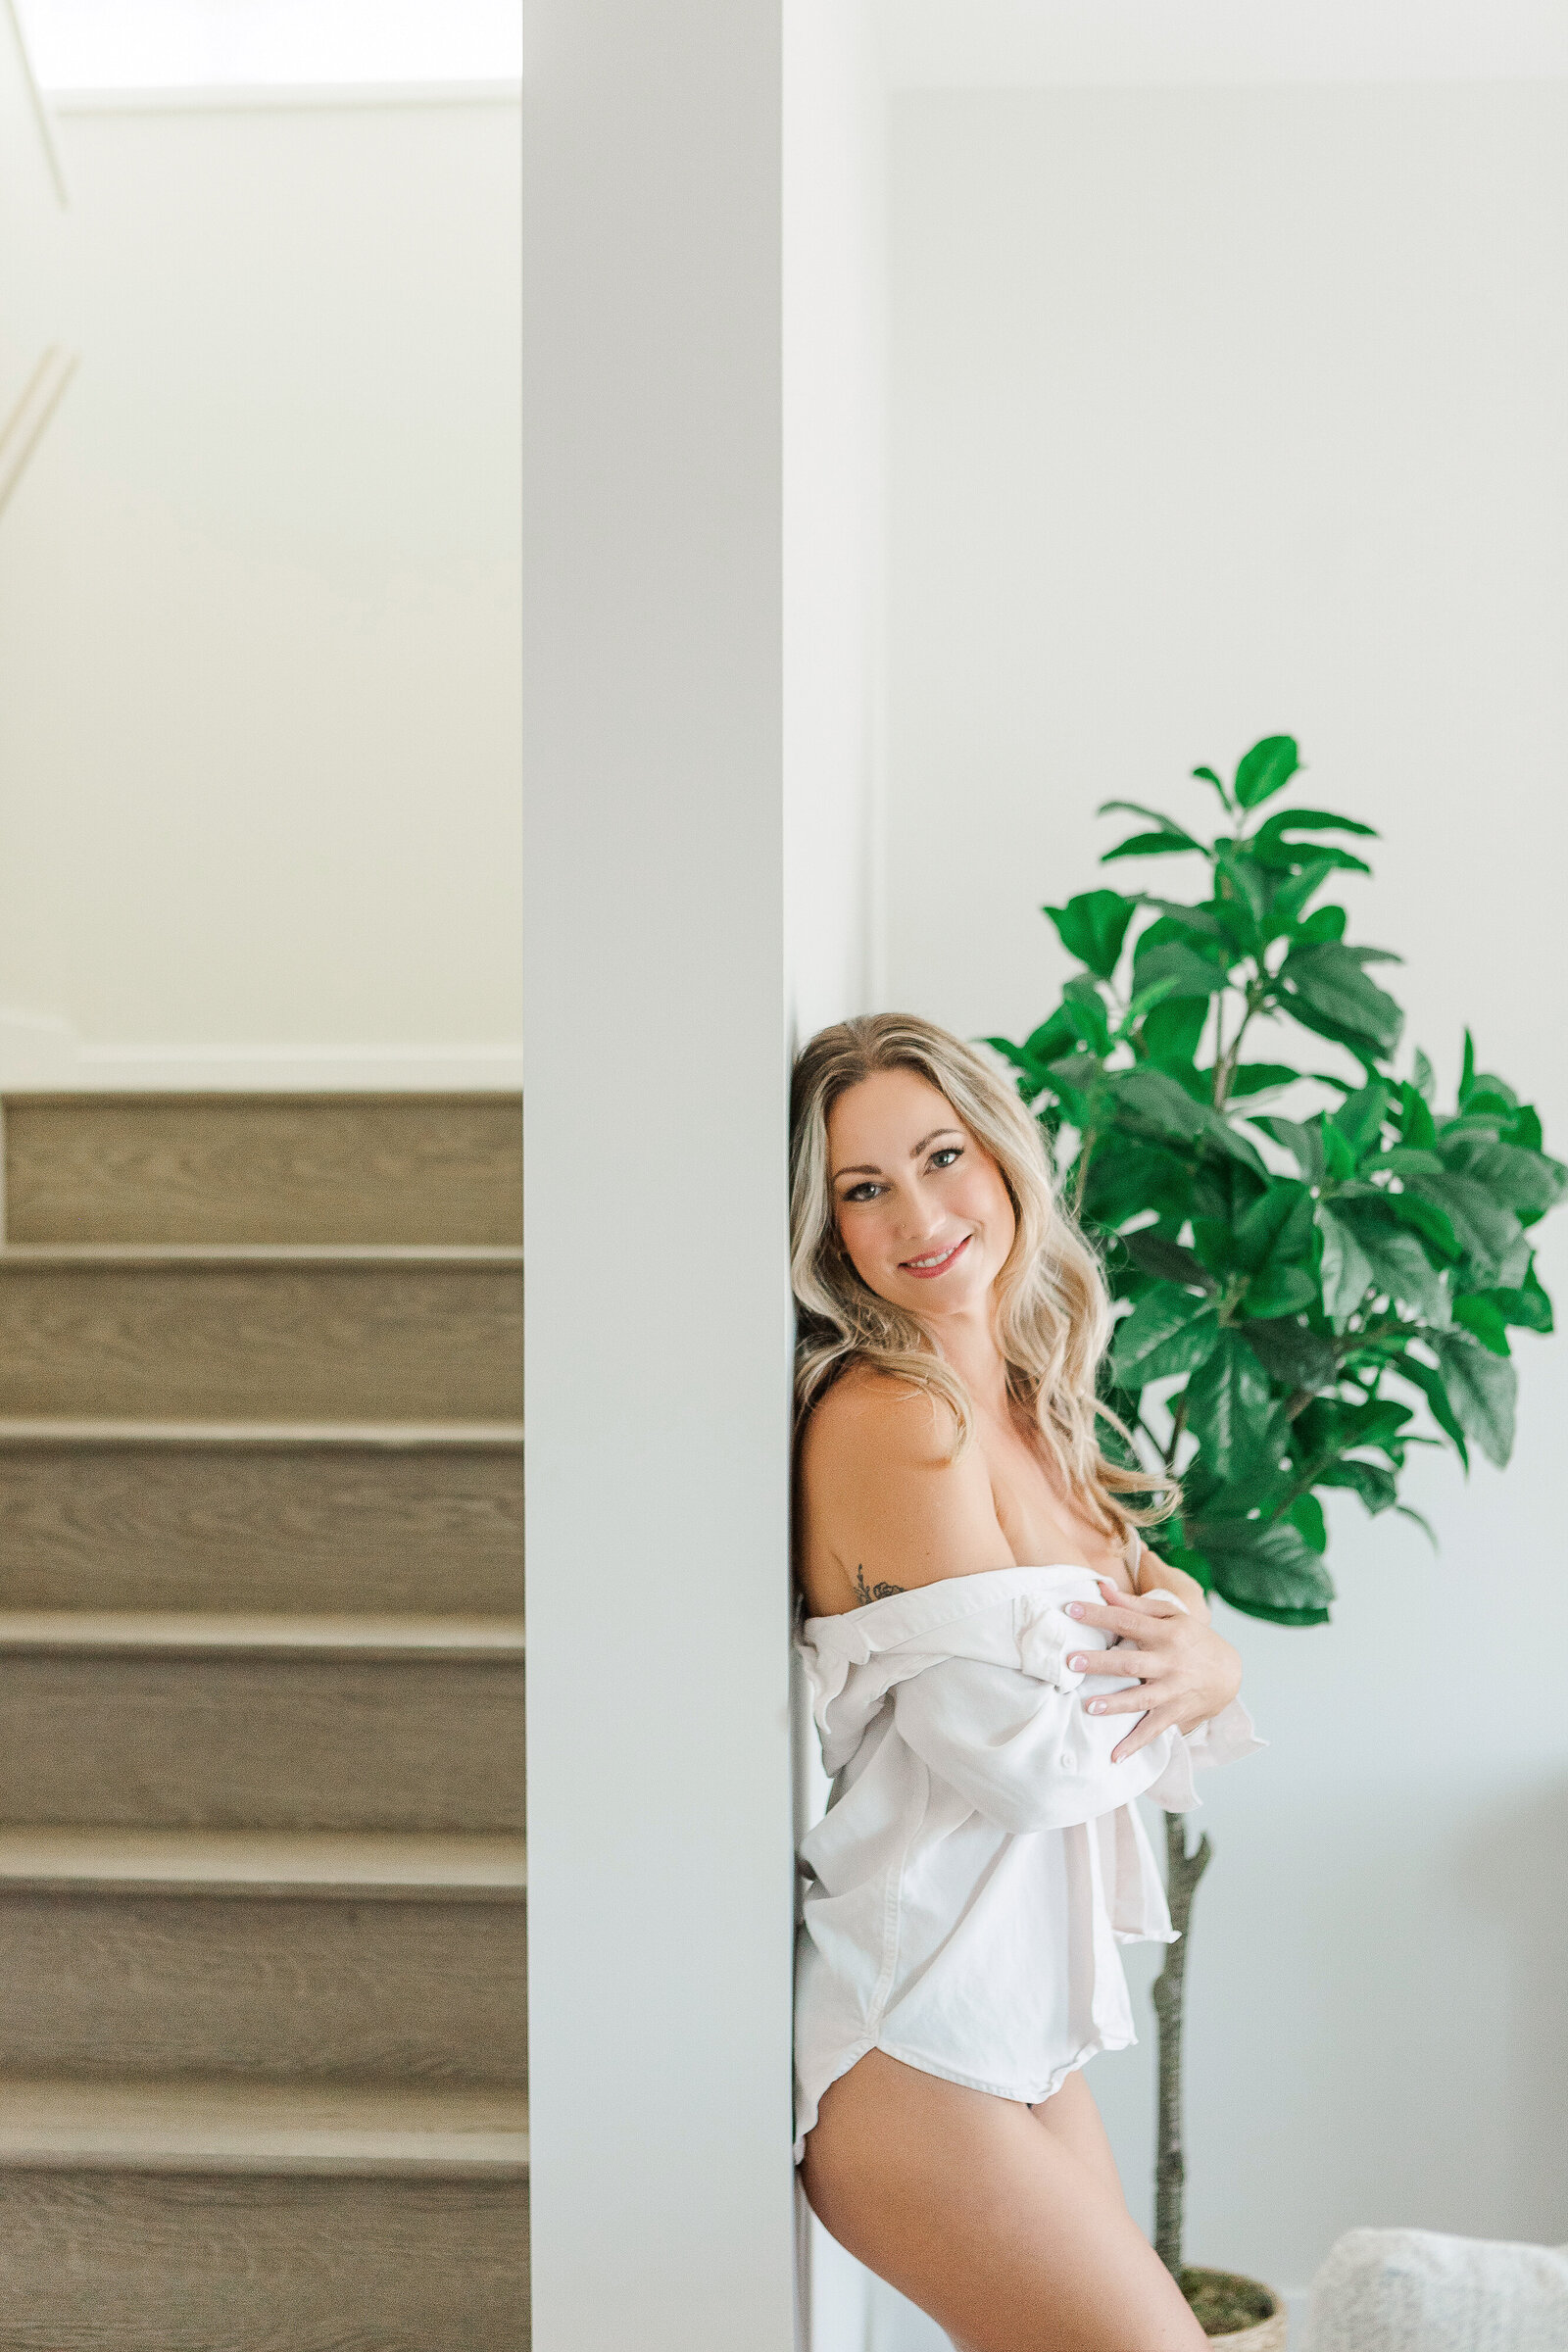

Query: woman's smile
[[899, 1234, 972, 1279]]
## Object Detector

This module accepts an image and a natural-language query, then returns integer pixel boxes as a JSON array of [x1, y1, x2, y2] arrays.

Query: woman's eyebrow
[[832, 1128, 963, 1184]]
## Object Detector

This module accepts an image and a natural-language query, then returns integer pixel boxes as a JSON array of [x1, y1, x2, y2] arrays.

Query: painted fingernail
[[1065, 1602, 1085, 1618], [1068, 1654, 1088, 1671], [1088, 1700, 1106, 1715]]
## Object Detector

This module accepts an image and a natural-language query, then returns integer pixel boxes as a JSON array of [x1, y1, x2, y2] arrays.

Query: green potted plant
[[990, 736, 1566, 2345]]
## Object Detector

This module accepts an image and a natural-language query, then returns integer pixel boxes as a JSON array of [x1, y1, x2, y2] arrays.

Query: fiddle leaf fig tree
[[990, 736, 1566, 2297]]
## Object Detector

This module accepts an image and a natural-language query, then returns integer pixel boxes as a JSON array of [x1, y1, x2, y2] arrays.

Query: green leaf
[[1120, 1231, 1216, 1292], [1432, 1331, 1517, 1467], [1317, 1206, 1373, 1327], [1395, 1502, 1439, 1550], [1043, 889, 1139, 980], [1227, 1063, 1301, 1100], [1241, 1318, 1337, 1391], [1132, 941, 1230, 1002], [1286, 1492, 1328, 1553], [1185, 1331, 1276, 1482], [1250, 1114, 1326, 1187], [1098, 800, 1204, 845], [1321, 1119, 1355, 1182], [1451, 1295, 1511, 1355], [1109, 1285, 1220, 1386], [1296, 904, 1348, 944], [1484, 1262, 1553, 1335], [1192, 763, 1232, 808], [1439, 1137, 1568, 1222], [1408, 1174, 1527, 1284], [1347, 1220, 1451, 1329], [1243, 1264, 1320, 1318], [1394, 1351, 1469, 1468], [1103, 831, 1210, 864], [1190, 1516, 1334, 1624], [1266, 857, 1338, 932], [1412, 1049, 1436, 1102], [1460, 1028, 1476, 1102], [1396, 1082, 1438, 1151], [1381, 1188, 1460, 1263], [1233, 734, 1300, 810], [1316, 1456, 1398, 1515], [1364, 1149, 1443, 1177], [1234, 1179, 1315, 1272], [1252, 807, 1379, 847], [1331, 1081, 1392, 1162], [1142, 996, 1210, 1064], [1213, 841, 1267, 926], [1278, 944, 1403, 1057]]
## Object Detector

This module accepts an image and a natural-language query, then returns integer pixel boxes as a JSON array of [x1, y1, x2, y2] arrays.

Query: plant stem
[[1211, 976, 1265, 1110], [1152, 1810, 1213, 2278]]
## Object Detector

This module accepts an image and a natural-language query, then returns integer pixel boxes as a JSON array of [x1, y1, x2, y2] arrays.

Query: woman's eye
[[930, 1148, 961, 1170], [842, 1182, 882, 1204]]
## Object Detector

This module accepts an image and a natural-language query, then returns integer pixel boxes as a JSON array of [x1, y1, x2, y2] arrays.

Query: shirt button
[[1058, 1752, 1077, 1774]]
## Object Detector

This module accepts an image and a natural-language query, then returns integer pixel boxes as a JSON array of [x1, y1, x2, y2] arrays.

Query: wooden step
[[0, 2076, 528, 2176], [0, 1619, 525, 1831], [0, 1832, 526, 2085], [2, 1091, 524, 1246], [0, 1421, 525, 1614], [0, 2165, 528, 2349], [0, 1248, 524, 1420]]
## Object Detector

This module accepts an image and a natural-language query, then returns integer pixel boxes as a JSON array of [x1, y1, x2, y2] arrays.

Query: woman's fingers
[[1110, 1701, 1186, 1762]]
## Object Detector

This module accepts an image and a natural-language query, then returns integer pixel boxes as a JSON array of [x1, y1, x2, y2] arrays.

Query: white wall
[[0, 90, 522, 1081], [522, 3, 797, 2344], [886, 79, 1568, 2294]]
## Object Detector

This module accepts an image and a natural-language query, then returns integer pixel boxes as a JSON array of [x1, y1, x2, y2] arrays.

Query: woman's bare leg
[[1031, 2068, 1127, 2209], [802, 2050, 1205, 2352]]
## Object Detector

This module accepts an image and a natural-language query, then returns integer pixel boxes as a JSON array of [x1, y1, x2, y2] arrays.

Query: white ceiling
[[15, 0, 522, 90], [876, 0, 1568, 88]]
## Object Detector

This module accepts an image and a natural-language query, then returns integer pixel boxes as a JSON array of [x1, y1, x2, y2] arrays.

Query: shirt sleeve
[[891, 1654, 1173, 1835]]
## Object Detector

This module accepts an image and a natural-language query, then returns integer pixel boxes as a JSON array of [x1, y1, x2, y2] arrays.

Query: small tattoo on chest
[[854, 1564, 906, 1606]]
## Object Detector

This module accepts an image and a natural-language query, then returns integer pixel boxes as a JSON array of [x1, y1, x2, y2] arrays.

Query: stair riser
[[0, 1657, 525, 1831], [4, 1095, 524, 1247], [0, 2170, 527, 2349], [0, 1265, 523, 1421], [0, 1444, 524, 1614], [0, 1894, 526, 2086]]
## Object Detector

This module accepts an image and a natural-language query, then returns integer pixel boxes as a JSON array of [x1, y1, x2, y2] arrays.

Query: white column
[[521, 4, 797, 2348]]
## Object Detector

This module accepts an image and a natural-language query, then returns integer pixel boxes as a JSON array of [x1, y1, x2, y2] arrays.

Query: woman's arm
[[797, 1367, 1012, 1617]]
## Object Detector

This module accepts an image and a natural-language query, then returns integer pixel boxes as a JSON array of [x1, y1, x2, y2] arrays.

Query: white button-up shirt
[[794, 1566, 1262, 2158]]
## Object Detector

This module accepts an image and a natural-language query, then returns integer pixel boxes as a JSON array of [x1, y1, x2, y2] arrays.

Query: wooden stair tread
[[0, 1611, 525, 1658], [0, 1827, 527, 1899], [0, 1418, 523, 1446], [0, 1243, 523, 1266], [0, 2077, 529, 2176]]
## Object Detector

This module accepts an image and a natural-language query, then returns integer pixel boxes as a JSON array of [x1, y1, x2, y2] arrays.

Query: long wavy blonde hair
[[790, 1011, 1177, 1541]]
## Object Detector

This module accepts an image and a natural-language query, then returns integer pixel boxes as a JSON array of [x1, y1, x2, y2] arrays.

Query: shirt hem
[[793, 2027, 1134, 2164]]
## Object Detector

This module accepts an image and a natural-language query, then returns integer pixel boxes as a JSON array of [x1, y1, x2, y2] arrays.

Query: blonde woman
[[792, 1013, 1261, 2352]]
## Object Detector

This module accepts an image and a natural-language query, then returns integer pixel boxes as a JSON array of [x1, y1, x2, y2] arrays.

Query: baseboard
[[0, 1012, 523, 1093]]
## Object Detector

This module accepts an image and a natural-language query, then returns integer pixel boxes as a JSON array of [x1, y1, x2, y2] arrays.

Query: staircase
[[0, 1093, 528, 2349]]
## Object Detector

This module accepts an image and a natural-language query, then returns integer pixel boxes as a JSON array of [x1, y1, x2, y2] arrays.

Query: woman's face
[[826, 1066, 1017, 1322]]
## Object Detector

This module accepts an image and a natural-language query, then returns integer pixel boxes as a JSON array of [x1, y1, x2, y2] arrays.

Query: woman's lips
[[900, 1234, 971, 1280]]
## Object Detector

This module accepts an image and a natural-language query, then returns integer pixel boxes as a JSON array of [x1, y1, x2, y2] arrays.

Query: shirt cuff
[[1143, 1697, 1265, 1812]]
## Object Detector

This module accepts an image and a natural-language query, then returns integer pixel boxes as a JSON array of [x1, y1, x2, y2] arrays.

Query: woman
[[791, 1012, 1261, 2352]]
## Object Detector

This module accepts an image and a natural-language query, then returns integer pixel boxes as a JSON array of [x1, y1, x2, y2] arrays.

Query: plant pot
[[1180, 2267, 1289, 2348]]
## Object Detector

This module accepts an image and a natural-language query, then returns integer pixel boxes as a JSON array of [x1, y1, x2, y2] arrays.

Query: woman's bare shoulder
[[797, 1364, 1008, 1617]]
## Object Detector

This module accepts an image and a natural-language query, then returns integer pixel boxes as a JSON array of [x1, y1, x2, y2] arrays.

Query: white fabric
[[1308, 2227, 1568, 2352], [793, 1565, 1262, 2159]]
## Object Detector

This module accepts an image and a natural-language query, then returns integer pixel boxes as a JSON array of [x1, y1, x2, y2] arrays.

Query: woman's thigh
[[1030, 2068, 1126, 2210], [801, 2050, 1206, 2352]]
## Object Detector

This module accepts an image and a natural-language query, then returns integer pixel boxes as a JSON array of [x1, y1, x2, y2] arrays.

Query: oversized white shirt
[[794, 1565, 1262, 2159]]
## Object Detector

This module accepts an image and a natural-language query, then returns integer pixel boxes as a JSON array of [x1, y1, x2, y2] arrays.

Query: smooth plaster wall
[[885, 80, 1568, 2294], [523, 2, 798, 2343], [0, 94, 521, 1059]]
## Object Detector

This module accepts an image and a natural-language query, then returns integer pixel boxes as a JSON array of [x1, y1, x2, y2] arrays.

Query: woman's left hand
[[1064, 1583, 1243, 1763]]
